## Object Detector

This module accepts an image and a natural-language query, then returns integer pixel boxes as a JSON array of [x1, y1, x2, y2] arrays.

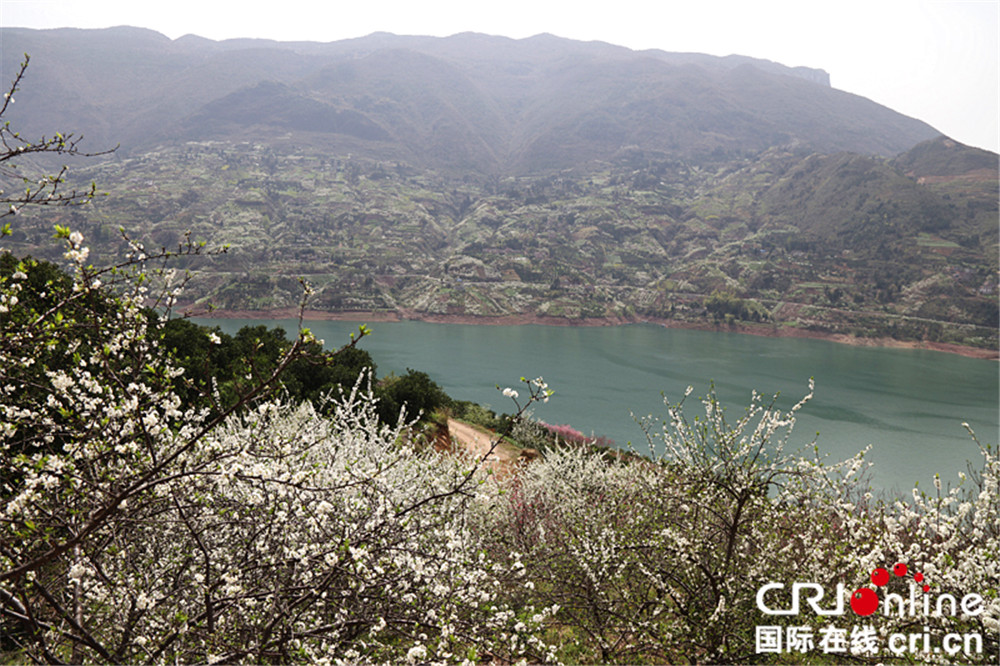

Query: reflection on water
[[194, 318, 998, 494]]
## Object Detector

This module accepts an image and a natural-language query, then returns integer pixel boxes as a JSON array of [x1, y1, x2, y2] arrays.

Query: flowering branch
[[0, 55, 116, 223]]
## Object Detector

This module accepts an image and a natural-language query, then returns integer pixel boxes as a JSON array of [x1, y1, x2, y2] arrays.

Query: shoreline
[[181, 306, 999, 361]]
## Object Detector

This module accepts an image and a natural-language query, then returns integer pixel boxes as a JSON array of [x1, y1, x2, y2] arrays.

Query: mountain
[[1, 28, 995, 351], [1, 27, 939, 174]]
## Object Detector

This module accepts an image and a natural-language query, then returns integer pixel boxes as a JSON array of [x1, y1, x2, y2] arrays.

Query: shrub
[[376, 368, 451, 424]]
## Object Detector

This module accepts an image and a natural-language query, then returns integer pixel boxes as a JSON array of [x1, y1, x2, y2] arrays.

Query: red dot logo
[[851, 587, 879, 616], [854, 561, 932, 617]]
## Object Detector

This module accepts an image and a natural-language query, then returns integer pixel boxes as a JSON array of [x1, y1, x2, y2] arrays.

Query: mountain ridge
[[1, 27, 936, 174], [1, 28, 994, 350]]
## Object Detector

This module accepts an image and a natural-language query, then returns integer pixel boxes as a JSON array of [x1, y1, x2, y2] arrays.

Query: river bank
[[188, 310, 999, 489], [180, 306, 999, 361]]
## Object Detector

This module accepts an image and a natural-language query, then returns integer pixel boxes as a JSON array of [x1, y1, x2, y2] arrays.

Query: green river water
[[194, 318, 998, 494]]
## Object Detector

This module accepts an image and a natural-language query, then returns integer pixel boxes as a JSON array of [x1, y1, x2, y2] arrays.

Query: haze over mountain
[[1, 26, 940, 174], [1, 27, 995, 352]]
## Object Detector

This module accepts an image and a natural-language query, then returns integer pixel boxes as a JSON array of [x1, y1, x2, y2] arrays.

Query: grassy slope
[[7, 138, 996, 351]]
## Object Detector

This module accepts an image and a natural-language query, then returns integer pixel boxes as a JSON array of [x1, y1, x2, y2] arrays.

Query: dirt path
[[446, 418, 522, 474]]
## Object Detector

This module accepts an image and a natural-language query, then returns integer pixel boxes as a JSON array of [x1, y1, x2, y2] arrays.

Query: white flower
[[406, 644, 427, 663], [67, 562, 89, 585], [207, 332, 221, 345], [69, 231, 84, 247], [64, 246, 89, 263], [49, 372, 73, 392], [502, 387, 519, 399]]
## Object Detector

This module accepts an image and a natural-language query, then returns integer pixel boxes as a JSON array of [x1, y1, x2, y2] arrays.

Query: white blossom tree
[[474, 383, 998, 664], [2, 54, 997, 666]]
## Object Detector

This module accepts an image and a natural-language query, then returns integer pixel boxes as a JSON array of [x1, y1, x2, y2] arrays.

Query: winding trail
[[446, 418, 522, 474]]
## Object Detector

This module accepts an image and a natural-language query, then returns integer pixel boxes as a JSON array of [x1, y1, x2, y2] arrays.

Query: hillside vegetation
[[1, 28, 994, 349], [7, 136, 996, 349]]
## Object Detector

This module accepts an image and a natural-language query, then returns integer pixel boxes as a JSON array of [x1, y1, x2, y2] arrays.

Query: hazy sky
[[1, 0, 997, 153]]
